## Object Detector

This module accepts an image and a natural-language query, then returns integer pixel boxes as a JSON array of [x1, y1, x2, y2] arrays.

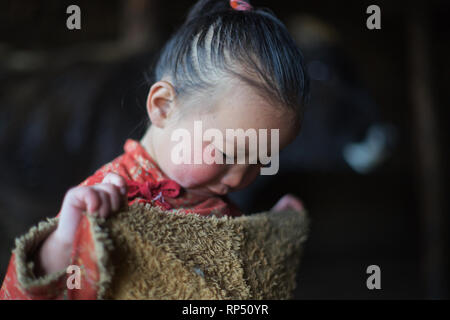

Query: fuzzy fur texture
[[10, 203, 309, 299], [96, 203, 309, 299], [12, 217, 67, 298]]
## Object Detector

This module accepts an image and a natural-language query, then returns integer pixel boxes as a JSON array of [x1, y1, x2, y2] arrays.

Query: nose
[[220, 165, 247, 189]]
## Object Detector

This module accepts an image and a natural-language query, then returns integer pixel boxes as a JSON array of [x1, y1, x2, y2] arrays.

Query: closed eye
[[216, 148, 231, 161]]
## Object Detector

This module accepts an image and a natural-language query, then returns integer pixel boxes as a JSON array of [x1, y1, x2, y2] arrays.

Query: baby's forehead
[[187, 79, 298, 140], [212, 97, 293, 130], [203, 110, 296, 151]]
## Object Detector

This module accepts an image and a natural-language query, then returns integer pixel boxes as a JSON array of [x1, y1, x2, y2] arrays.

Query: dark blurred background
[[0, 0, 449, 299]]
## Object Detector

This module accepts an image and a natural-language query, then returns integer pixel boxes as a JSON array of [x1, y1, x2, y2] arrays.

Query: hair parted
[[151, 0, 309, 116]]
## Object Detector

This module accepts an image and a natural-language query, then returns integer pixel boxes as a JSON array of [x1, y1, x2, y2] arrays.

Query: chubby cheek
[[164, 139, 224, 188], [167, 162, 224, 188]]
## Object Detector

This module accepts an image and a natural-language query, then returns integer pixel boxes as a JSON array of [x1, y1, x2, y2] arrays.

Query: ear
[[146, 80, 177, 128]]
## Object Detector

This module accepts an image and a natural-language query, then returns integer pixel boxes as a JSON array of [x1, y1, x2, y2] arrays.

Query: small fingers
[[66, 186, 101, 213], [102, 172, 128, 195], [82, 187, 102, 213], [92, 188, 112, 218], [92, 184, 121, 213]]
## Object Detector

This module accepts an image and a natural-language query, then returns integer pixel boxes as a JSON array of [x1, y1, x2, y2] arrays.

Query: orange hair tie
[[230, 0, 253, 11]]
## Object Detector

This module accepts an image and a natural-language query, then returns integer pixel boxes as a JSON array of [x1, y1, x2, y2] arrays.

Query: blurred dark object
[[407, 3, 447, 299], [281, 15, 396, 173]]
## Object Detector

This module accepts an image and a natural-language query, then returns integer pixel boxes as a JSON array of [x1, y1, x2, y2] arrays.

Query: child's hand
[[36, 173, 128, 276], [272, 194, 304, 212], [56, 172, 128, 244]]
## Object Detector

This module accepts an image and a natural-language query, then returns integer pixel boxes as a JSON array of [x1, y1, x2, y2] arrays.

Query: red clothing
[[0, 139, 242, 299]]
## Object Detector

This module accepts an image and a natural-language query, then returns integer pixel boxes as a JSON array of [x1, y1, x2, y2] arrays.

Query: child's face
[[150, 80, 299, 196]]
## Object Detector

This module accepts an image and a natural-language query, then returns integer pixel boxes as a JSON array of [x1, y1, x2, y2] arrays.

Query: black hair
[[152, 0, 309, 118]]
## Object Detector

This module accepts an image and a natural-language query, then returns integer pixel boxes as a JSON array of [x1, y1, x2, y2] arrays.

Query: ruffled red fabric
[[126, 179, 181, 210]]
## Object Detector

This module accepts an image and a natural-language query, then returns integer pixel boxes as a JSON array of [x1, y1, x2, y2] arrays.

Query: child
[[0, 0, 309, 299]]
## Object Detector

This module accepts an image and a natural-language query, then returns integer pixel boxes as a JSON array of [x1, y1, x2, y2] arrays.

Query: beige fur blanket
[[7, 203, 309, 299], [94, 204, 309, 299]]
